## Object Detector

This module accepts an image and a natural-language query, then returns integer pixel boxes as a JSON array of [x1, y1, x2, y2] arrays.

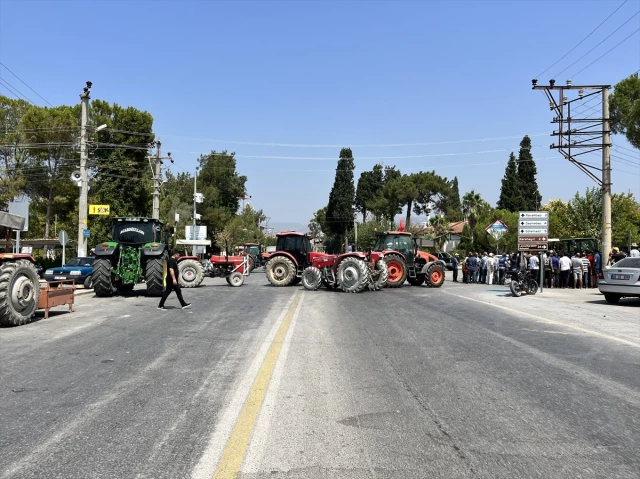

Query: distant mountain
[[267, 221, 308, 234]]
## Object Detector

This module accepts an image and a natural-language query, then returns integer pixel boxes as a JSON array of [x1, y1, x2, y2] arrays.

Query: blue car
[[44, 257, 95, 288]]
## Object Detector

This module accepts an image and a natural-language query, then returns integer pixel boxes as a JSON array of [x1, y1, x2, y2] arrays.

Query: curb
[[74, 289, 95, 297]]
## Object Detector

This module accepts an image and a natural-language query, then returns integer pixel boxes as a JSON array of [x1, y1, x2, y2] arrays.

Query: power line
[[0, 78, 34, 103], [0, 62, 53, 106], [554, 10, 640, 78], [536, 0, 629, 78], [572, 26, 640, 77]]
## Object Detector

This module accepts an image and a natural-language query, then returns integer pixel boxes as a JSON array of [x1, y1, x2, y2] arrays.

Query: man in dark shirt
[[452, 253, 459, 282], [158, 251, 191, 310]]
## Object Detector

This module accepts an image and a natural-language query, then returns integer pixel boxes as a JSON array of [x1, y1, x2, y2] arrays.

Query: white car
[[598, 257, 640, 304]]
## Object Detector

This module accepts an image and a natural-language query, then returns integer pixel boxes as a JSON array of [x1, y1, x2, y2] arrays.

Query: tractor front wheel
[[93, 258, 116, 297], [178, 259, 204, 288], [384, 254, 407, 288], [265, 257, 296, 287], [0, 260, 41, 326], [426, 263, 445, 288], [145, 255, 166, 297], [301, 266, 322, 291], [228, 272, 244, 287], [337, 257, 370, 293]]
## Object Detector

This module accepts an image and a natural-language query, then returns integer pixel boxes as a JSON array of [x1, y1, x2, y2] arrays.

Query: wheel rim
[[341, 264, 361, 288], [272, 264, 288, 281], [430, 269, 443, 284], [231, 275, 242, 286], [387, 261, 403, 282], [11, 275, 35, 313], [182, 267, 196, 282]]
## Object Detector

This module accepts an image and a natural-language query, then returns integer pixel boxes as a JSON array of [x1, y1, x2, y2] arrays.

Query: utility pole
[[147, 140, 172, 220], [193, 168, 197, 240], [77, 81, 91, 258], [532, 78, 612, 257]]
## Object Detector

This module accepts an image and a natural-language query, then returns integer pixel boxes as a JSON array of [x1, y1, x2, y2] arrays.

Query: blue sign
[[83, 229, 91, 238]]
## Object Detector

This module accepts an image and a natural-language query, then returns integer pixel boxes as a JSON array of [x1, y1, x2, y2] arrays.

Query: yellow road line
[[213, 290, 302, 479]]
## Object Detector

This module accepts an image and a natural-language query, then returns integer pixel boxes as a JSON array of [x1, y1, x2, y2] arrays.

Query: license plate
[[610, 274, 630, 280], [54, 276, 66, 280]]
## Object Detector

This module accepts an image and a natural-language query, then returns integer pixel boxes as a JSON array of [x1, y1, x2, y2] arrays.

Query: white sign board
[[8, 196, 30, 231], [485, 220, 508, 240], [185, 225, 207, 241], [519, 211, 549, 219], [518, 210, 549, 251]]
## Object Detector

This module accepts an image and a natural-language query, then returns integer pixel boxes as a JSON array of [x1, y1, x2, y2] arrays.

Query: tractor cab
[[111, 217, 164, 245], [374, 231, 415, 265], [275, 232, 312, 267]]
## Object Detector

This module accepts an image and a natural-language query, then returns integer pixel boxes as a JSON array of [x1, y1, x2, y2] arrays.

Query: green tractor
[[92, 217, 173, 297]]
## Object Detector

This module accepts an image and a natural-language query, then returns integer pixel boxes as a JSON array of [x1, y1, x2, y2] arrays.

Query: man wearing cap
[[630, 243, 639, 258], [452, 253, 459, 282]]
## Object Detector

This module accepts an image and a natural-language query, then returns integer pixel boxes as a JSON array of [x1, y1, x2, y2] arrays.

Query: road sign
[[58, 229, 68, 246], [519, 211, 549, 219], [518, 236, 547, 242], [518, 243, 548, 251], [89, 204, 110, 215], [83, 229, 91, 238], [185, 225, 207, 241], [485, 220, 508, 240], [519, 220, 548, 227], [518, 228, 548, 235]]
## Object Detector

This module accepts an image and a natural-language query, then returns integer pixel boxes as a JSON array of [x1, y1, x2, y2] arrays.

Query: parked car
[[436, 252, 454, 270], [598, 257, 640, 304], [44, 257, 95, 288]]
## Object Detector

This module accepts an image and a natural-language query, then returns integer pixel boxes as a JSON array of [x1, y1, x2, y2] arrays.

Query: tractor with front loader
[[265, 231, 388, 293], [372, 231, 445, 288], [92, 217, 174, 297], [0, 211, 41, 326]]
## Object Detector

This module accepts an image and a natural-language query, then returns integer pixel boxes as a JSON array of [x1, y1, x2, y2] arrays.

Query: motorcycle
[[508, 268, 538, 297]]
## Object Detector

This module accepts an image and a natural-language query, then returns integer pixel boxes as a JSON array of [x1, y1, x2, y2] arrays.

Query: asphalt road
[[1, 272, 638, 479]]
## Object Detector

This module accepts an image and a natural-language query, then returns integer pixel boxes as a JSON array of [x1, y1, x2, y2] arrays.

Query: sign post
[[58, 229, 69, 266], [518, 211, 549, 293]]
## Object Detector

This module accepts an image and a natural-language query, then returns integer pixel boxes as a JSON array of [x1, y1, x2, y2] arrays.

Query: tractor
[[243, 242, 264, 272], [92, 217, 173, 297], [372, 231, 445, 288], [264, 231, 388, 293], [0, 211, 41, 326]]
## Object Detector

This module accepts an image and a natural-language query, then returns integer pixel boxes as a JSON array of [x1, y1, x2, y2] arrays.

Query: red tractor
[[264, 231, 388, 293], [372, 231, 445, 288], [0, 212, 41, 326]]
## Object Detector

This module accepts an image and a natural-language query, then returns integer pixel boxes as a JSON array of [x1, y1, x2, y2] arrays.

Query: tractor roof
[[244, 242, 260, 246], [375, 230, 412, 236], [276, 231, 307, 237], [114, 217, 160, 222]]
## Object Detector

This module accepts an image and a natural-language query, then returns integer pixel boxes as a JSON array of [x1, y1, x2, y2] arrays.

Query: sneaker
[[182, 303, 192, 309], [157, 306, 167, 310]]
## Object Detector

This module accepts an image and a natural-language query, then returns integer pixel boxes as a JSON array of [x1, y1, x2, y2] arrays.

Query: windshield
[[113, 222, 157, 244], [276, 235, 309, 254], [65, 257, 94, 267], [610, 257, 640, 269], [246, 245, 261, 256]]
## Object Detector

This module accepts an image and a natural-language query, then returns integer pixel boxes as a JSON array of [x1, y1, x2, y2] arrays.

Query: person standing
[[571, 252, 584, 289], [559, 252, 571, 288], [498, 254, 507, 285], [630, 243, 639, 258], [158, 251, 191, 310], [467, 253, 478, 284], [452, 253, 459, 282], [593, 250, 602, 289]]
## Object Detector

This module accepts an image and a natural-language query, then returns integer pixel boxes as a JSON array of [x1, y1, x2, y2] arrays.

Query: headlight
[[70, 271, 82, 276], [45, 269, 53, 274]]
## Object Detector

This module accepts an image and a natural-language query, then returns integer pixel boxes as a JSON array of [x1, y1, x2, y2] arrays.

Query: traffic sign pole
[[518, 211, 550, 294]]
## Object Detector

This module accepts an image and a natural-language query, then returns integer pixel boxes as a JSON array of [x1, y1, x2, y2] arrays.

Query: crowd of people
[[451, 243, 638, 289]]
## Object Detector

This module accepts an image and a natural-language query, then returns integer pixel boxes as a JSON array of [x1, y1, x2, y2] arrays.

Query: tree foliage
[[326, 148, 355, 252], [441, 176, 463, 221], [354, 163, 383, 221], [610, 72, 640, 149], [497, 152, 523, 211], [516, 135, 541, 210]]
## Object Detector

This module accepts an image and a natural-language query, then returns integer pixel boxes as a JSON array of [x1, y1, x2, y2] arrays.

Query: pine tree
[[354, 163, 383, 221], [444, 176, 463, 221], [497, 152, 523, 211], [326, 148, 356, 252], [516, 135, 541, 210]]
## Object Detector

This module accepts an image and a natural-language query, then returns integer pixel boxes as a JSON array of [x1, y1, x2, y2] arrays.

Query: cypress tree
[[516, 135, 541, 210], [497, 152, 523, 211], [326, 148, 356, 252], [445, 176, 463, 221]]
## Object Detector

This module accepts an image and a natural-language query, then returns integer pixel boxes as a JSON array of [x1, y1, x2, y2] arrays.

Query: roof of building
[[448, 221, 468, 234]]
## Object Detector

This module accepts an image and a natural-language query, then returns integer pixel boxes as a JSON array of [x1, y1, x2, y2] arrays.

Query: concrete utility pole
[[532, 79, 612, 256], [77, 81, 91, 258], [602, 87, 612, 261], [148, 140, 172, 220], [192, 167, 199, 241]]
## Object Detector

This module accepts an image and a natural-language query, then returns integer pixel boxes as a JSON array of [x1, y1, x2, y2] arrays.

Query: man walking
[[158, 251, 191, 310]]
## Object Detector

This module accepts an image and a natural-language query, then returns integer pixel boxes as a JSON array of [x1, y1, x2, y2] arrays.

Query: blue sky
[[1, 0, 639, 231]]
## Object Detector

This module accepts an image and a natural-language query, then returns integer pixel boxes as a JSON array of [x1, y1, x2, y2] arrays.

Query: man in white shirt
[[559, 253, 572, 288], [630, 243, 639, 258]]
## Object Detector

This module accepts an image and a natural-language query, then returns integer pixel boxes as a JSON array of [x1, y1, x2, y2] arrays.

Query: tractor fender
[[267, 251, 299, 268], [419, 261, 434, 274], [177, 255, 200, 263], [94, 242, 119, 257], [0, 253, 35, 262], [383, 250, 407, 263], [311, 254, 336, 269], [142, 243, 168, 257], [417, 251, 438, 263]]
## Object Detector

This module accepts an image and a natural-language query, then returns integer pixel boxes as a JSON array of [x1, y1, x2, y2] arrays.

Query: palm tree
[[462, 190, 483, 246]]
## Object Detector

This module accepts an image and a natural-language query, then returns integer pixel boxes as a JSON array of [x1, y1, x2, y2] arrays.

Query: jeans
[[468, 269, 476, 283], [583, 272, 589, 288], [499, 268, 505, 284]]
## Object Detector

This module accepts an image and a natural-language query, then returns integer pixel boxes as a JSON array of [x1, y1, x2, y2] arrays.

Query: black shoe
[[157, 306, 167, 310], [182, 303, 192, 309]]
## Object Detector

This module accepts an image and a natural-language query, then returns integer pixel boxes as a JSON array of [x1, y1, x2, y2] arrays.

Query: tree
[[0, 96, 31, 208], [497, 152, 523, 211], [308, 206, 328, 240], [354, 163, 383, 221], [429, 215, 450, 250], [368, 165, 402, 221], [462, 190, 485, 246], [610, 72, 640, 149], [516, 135, 541, 210], [442, 176, 463, 221], [566, 187, 603, 239], [611, 192, 640, 247], [196, 150, 247, 240], [160, 170, 194, 241], [326, 148, 355, 252]]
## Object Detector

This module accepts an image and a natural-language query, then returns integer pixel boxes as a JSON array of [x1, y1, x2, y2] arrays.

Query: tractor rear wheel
[[337, 257, 370, 293], [93, 258, 116, 297], [407, 274, 425, 286], [265, 257, 296, 287], [145, 255, 166, 297], [247, 255, 256, 273], [228, 272, 244, 287], [384, 254, 407, 288], [178, 259, 204, 288], [426, 263, 445, 288], [0, 260, 41, 326], [301, 266, 322, 291]]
